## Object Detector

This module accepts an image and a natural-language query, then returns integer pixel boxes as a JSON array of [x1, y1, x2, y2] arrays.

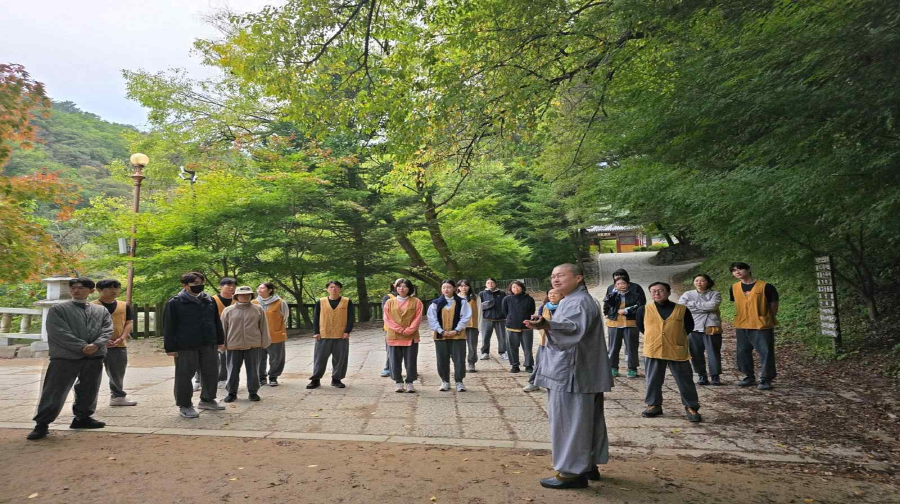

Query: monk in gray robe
[[526, 263, 613, 489]]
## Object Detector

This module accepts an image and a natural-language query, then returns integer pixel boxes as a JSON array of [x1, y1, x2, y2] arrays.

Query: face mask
[[189, 284, 205, 294]]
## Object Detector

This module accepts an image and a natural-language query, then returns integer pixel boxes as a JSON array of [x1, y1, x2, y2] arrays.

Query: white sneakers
[[217, 380, 226, 389], [395, 384, 405, 393], [479, 353, 489, 360], [192, 379, 200, 392], [109, 396, 137, 406], [439, 381, 451, 392], [500, 353, 509, 360], [523, 383, 540, 392], [405, 383, 416, 393], [197, 400, 225, 411], [456, 382, 467, 392], [179, 406, 199, 418]]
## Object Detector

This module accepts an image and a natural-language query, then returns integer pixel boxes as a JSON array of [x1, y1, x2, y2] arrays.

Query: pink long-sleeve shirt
[[384, 297, 423, 347]]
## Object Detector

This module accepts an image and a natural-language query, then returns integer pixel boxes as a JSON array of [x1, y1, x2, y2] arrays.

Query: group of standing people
[[25, 261, 780, 494]]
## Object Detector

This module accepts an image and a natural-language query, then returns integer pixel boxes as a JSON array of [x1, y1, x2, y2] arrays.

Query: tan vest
[[93, 300, 127, 347], [253, 299, 288, 343], [318, 297, 349, 339], [435, 303, 466, 340], [385, 297, 421, 341], [539, 305, 552, 346], [732, 281, 777, 330], [607, 299, 637, 328], [382, 293, 396, 331], [212, 295, 231, 316], [643, 303, 689, 361], [466, 298, 479, 328]]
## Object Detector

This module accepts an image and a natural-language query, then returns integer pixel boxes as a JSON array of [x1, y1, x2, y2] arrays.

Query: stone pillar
[[32, 277, 74, 352]]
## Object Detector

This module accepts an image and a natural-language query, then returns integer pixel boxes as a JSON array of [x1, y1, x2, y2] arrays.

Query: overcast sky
[[1, 0, 280, 127]]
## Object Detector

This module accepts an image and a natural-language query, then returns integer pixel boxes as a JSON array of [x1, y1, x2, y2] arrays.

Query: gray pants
[[311, 338, 349, 381], [608, 327, 640, 371], [480, 319, 507, 355], [174, 345, 219, 407], [644, 357, 700, 410], [388, 343, 419, 383], [33, 357, 104, 424], [689, 331, 723, 378], [434, 339, 466, 383], [383, 340, 391, 371], [735, 328, 777, 381], [226, 348, 262, 396], [259, 341, 286, 380], [103, 347, 128, 398], [528, 346, 543, 384], [465, 328, 479, 365], [547, 389, 608, 476], [506, 330, 534, 368], [218, 352, 228, 381]]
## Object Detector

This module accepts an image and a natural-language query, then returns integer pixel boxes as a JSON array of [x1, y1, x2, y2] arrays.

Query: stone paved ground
[[0, 253, 876, 468]]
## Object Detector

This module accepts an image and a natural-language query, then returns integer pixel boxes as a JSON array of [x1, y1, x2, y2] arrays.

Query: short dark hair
[[69, 277, 95, 289], [648, 281, 671, 292], [219, 277, 237, 286], [612, 268, 630, 282], [694, 274, 715, 289], [730, 262, 751, 272], [395, 278, 416, 296], [96, 279, 121, 290], [326, 280, 343, 289], [614, 277, 629, 285], [181, 271, 206, 284], [261, 282, 276, 293], [507, 280, 526, 294], [440, 279, 457, 289], [486, 277, 497, 283]]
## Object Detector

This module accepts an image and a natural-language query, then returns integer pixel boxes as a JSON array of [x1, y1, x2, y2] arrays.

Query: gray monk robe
[[534, 285, 614, 476]]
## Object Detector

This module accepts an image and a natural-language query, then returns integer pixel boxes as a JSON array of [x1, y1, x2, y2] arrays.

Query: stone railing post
[[32, 277, 74, 352]]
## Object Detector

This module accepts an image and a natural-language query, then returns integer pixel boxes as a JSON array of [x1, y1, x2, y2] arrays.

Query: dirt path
[[2, 429, 894, 504]]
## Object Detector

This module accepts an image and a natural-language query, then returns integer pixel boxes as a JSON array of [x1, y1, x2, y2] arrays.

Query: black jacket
[[605, 282, 647, 306], [479, 289, 507, 320], [602, 290, 643, 321], [502, 293, 536, 330], [163, 291, 225, 352]]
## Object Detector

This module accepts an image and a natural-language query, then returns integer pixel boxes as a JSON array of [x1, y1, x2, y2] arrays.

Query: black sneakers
[[306, 379, 321, 389], [697, 375, 710, 386], [758, 380, 773, 390], [249, 393, 261, 401], [269, 377, 279, 387], [223, 394, 237, 403], [710, 375, 722, 386], [510, 365, 520, 373], [642, 405, 663, 418], [26, 423, 49, 440], [70, 417, 105, 429], [685, 407, 703, 423], [737, 376, 758, 387], [331, 380, 346, 388]]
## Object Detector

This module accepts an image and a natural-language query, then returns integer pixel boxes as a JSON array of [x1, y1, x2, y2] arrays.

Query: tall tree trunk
[[422, 189, 462, 279], [656, 222, 676, 247], [353, 225, 372, 322], [383, 213, 443, 289]]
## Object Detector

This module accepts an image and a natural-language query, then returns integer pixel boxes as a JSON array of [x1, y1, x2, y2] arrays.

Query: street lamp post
[[125, 153, 149, 307]]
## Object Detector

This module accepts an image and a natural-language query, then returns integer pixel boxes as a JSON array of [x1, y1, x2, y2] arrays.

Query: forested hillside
[[3, 100, 134, 202]]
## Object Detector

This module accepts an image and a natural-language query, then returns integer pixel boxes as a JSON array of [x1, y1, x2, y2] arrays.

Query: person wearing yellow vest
[[380, 278, 404, 378], [602, 278, 644, 379], [636, 282, 701, 423], [308, 280, 355, 389], [210, 277, 236, 389], [384, 279, 424, 392], [523, 288, 564, 393], [94, 279, 137, 407], [456, 279, 481, 373], [729, 262, 779, 390], [221, 286, 270, 403], [253, 282, 289, 387], [427, 280, 473, 392]]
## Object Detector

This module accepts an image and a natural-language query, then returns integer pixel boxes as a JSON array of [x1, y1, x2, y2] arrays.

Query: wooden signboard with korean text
[[814, 255, 842, 351]]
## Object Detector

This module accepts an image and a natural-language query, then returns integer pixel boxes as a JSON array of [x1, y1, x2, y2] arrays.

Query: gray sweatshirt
[[676, 290, 722, 331], [46, 300, 113, 360]]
